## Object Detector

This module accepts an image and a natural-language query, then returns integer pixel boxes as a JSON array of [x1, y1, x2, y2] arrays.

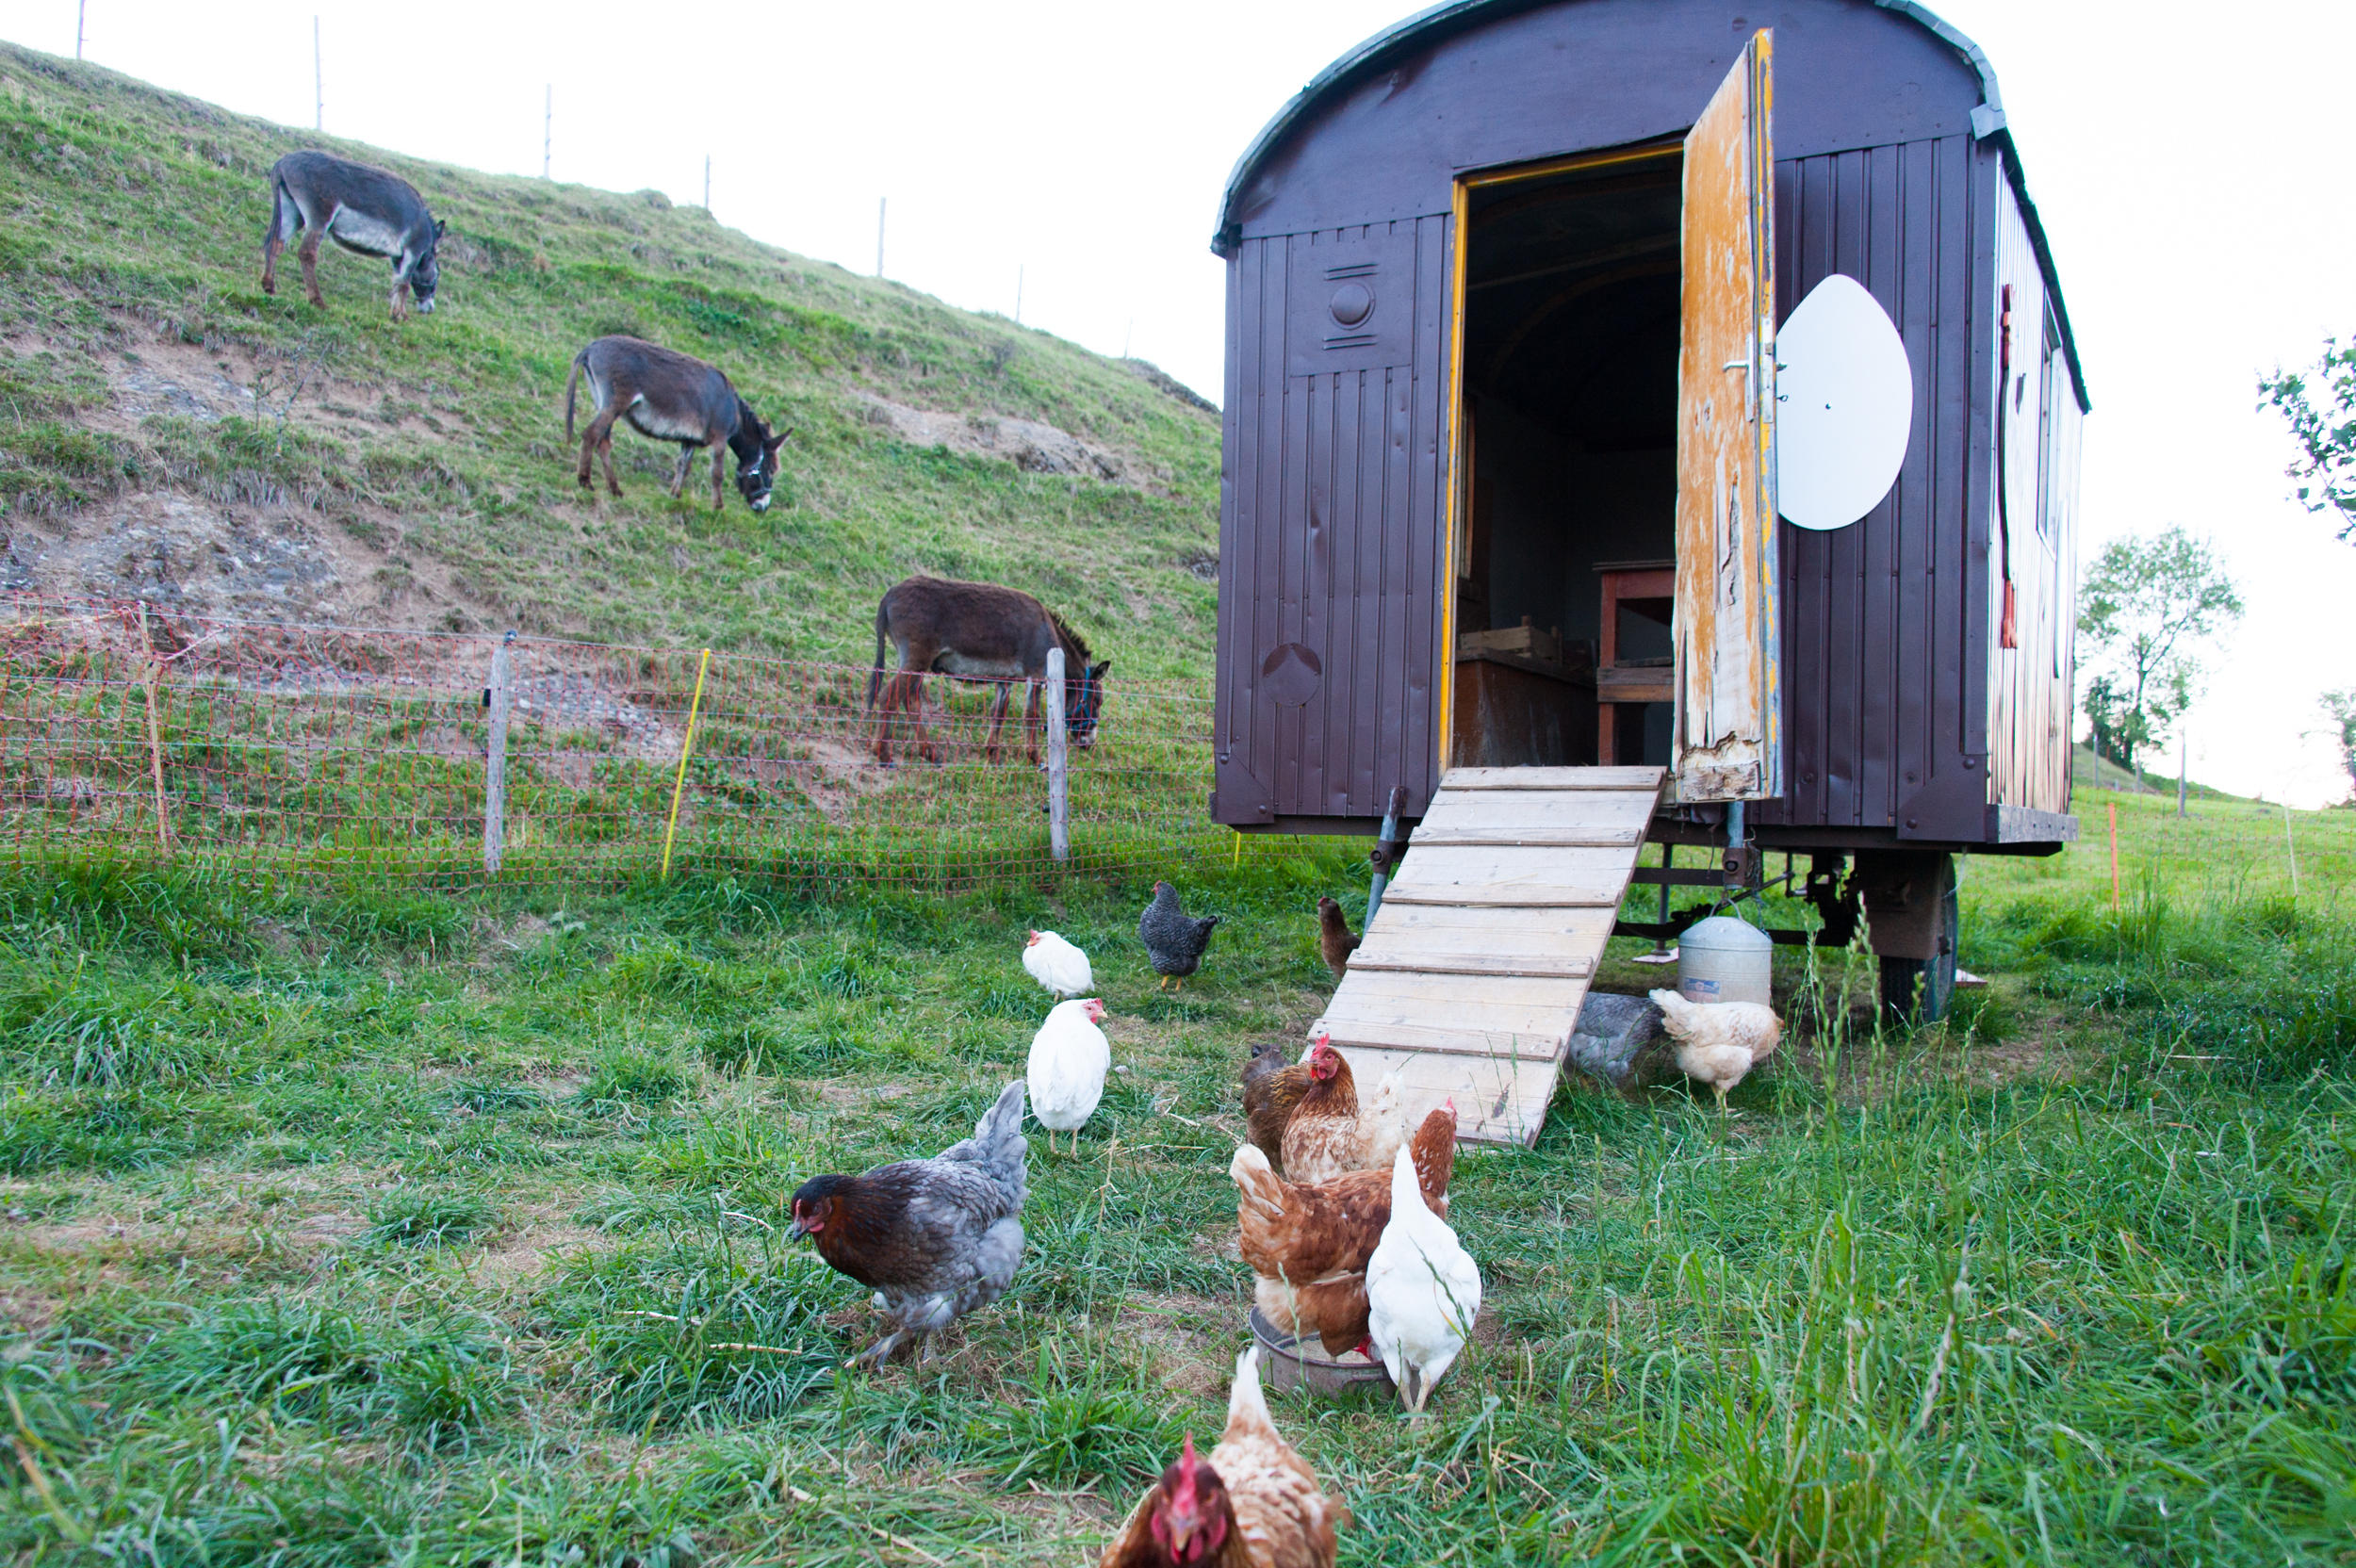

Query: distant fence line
[[0, 595, 1236, 891]]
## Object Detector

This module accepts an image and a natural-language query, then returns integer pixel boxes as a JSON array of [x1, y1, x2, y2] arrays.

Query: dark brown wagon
[[1209, 0, 2086, 1075]]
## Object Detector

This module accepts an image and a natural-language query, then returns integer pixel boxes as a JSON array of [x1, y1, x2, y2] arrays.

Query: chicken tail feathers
[[1225, 1346, 1277, 1445], [940, 1080, 1029, 1209], [1228, 1143, 1286, 1218]]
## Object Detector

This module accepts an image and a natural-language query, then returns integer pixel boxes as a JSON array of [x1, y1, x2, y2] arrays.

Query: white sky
[[8, 0, 2353, 807]]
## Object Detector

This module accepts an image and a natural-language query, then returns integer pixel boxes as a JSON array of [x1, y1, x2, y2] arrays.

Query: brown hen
[[1099, 1348, 1343, 1568], [1315, 898, 1359, 980], [1240, 1041, 1314, 1170], [1232, 1102, 1457, 1355], [1279, 1037, 1405, 1184]]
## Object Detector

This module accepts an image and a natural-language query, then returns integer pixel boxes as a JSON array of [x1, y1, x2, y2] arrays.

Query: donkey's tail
[[865, 594, 892, 712], [563, 351, 588, 442], [264, 173, 298, 247]]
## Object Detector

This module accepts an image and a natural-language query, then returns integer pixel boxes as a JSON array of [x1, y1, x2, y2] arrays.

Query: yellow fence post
[[661, 648, 713, 881], [138, 601, 172, 857]]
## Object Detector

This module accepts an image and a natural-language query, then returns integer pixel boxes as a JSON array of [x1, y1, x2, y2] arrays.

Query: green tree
[[2323, 689, 2356, 803], [2259, 338, 2356, 544], [2076, 529, 2243, 772]]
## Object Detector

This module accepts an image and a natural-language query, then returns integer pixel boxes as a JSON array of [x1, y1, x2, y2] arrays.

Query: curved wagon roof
[[1213, 0, 2086, 409]]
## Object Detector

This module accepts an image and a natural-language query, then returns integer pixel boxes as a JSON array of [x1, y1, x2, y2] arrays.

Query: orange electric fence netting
[[0, 595, 1234, 890]]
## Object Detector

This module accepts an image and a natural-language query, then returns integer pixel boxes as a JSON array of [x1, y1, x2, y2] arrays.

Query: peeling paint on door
[[1673, 30, 1782, 804]]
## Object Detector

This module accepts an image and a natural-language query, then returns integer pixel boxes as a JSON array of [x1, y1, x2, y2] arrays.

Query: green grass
[[0, 795, 2348, 1563], [0, 42, 1221, 671]]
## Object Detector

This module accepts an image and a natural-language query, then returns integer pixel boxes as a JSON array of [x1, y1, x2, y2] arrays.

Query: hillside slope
[[0, 43, 1223, 677]]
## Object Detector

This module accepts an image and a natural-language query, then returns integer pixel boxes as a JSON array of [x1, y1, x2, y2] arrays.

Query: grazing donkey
[[261, 151, 446, 321], [564, 336, 789, 513], [867, 577, 1110, 766]]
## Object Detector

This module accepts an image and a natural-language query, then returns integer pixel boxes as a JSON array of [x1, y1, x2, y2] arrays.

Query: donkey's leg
[[262, 228, 284, 295], [597, 428, 625, 498], [908, 674, 942, 764], [389, 274, 409, 324], [1024, 678, 1044, 767], [872, 669, 899, 766], [298, 231, 324, 308], [669, 444, 694, 499], [576, 413, 602, 491], [983, 681, 1012, 765], [712, 442, 727, 512]]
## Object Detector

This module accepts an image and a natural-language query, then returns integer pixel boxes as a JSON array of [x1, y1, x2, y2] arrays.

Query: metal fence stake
[[483, 630, 514, 875], [138, 601, 171, 856], [1043, 647, 1070, 862], [661, 648, 713, 880]]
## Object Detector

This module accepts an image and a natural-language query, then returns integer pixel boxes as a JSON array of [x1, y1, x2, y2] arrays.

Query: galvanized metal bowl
[[1248, 1308, 1395, 1398]]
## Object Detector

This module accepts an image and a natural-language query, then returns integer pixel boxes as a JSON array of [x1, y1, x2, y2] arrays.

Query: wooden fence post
[[483, 631, 514, 875], [137, 601, 172, 856], [2282, 800, 2299, 899], [2106, 801, 2119, 911], [1043, 647, 1069, 862]]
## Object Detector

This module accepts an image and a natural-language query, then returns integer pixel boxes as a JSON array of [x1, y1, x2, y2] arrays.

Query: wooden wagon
[[1207, 0, 2086, 1142]]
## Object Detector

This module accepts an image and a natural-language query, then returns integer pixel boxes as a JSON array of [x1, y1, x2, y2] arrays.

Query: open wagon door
[[1672, 31, 1782, 803]]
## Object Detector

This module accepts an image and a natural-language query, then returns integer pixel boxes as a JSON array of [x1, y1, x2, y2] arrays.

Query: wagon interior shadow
[[1454, 150, 1683, 772]]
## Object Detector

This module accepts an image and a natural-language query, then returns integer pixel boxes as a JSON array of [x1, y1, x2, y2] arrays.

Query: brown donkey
[[563, 336, 788, 512], [867, 577, 1110, 766]]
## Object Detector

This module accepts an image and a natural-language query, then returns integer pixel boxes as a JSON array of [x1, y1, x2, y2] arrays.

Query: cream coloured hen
[[1366, 1139, 1481, 1413], [1027, 997, 1110, 1155], [1023, 928, 1093, 999], [1649, 988, 1782, 1110]]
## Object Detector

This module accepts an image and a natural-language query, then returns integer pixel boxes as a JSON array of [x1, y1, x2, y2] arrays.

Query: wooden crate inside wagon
[[1207, 0, 2085, 1143]]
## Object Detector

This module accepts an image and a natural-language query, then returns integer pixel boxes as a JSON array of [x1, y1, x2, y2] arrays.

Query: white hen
[[1366, 1136, 1481, 1413], [1649, 988, 1783, 1110], [1022, 929, 1093, 999], [1026, 997, 1109, 1155]]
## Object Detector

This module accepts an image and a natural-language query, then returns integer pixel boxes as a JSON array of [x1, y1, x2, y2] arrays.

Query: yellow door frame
[[1434, 139, 1685, 776]]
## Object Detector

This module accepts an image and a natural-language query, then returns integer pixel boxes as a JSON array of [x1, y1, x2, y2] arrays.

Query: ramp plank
[[1318, 765, 1659, 1149], [1326, 1045, 1563, 1147], [1358, 904, 1617, 939], [1346, 952, 1595, 980]]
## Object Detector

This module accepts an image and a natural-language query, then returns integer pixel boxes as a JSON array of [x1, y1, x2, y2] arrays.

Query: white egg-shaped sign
[[1774, 273, 1913, 531]]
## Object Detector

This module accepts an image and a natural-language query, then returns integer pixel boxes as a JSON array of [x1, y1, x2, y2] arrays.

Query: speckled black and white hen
[[1139, 880, 1220, 992], [789, 1080, 1029, 1365]]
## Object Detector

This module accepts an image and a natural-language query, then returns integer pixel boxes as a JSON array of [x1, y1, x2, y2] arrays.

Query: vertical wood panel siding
[[1758, 134, 1991, 832], [1989, 182, 2078, 815], [1214, 218, 1448, 825]]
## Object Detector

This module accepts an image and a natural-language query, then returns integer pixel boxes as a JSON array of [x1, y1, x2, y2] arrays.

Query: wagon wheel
[[1876, 855, 1958, 1026]]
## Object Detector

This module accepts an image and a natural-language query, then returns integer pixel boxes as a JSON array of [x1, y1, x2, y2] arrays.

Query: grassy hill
[[2070, 743, 2249, 803], [0, 43, 1222, 676]]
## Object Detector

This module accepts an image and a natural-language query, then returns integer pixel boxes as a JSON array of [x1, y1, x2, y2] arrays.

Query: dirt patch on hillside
[[854, 394, 1164, 493], [0, 318, 498, 628]]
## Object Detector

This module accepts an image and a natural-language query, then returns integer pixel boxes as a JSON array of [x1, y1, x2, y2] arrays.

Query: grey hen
[[1139, 880, 1220, 991], [789, 1080, 1028, 1365]]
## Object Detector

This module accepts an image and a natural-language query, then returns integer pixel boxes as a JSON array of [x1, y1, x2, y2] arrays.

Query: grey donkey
[[563, 335, 789, 513], [261, 151, 445, 321]]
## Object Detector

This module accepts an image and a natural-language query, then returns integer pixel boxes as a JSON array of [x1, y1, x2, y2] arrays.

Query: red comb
[[1172, 1434, 1203, 1503]]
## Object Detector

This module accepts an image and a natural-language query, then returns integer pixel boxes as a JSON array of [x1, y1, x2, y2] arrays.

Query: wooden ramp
[[1315, 765, 1666, 1148]]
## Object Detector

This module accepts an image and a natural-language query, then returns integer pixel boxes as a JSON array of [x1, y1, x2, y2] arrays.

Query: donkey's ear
[[434, 218, 448, 239], [1090, 660, 1111, 678], [764, 428, 790, 455]]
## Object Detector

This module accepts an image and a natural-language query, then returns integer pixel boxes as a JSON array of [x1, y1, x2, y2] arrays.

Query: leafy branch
[[2259, 336, 2356, 545]]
